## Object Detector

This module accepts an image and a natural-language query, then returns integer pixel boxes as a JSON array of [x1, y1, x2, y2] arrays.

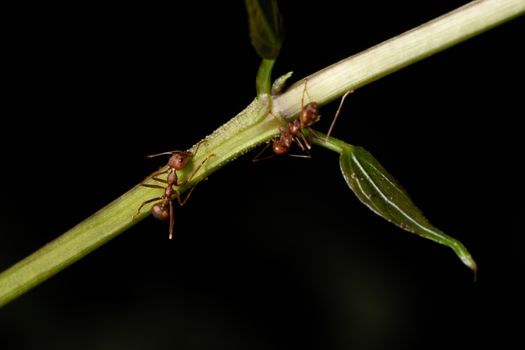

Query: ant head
[[300, 101, 319, 128], [168, 151, 193, 170], [151, 203, 170, 221]]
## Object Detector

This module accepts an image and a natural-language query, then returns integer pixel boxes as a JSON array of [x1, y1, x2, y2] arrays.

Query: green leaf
[[244, 0, 284, 60], [339, 145, 477, 276]]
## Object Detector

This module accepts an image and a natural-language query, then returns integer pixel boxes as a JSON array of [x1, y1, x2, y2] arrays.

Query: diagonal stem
[[1, 0, 523, 308]]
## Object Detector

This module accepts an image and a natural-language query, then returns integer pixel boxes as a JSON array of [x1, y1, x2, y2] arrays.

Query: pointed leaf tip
[[339, 145, 477, 274], [452, 241, 478, 280]]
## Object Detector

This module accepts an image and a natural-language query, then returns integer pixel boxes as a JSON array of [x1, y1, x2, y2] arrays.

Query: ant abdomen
[[300, 101, 319, 128], [152, 204, 170, 221], [273, 142, 289, 155]]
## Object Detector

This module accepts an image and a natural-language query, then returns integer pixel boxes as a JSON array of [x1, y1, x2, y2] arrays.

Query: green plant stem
[[273, 0, 525, 119], [256, 58, 275, 96], [1, 0, 523, 308]]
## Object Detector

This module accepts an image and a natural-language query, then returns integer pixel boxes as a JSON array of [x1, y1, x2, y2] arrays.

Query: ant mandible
[[134, 141, 214, 239]]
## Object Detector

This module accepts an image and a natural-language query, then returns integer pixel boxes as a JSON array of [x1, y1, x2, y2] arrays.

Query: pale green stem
[[0, 0, 523, 308], [273, 0, 525, 119]]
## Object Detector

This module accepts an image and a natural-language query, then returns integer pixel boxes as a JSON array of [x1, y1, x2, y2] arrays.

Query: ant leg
[[140, 183, 166, 190], [133, 197, 163, 219], [270, 111, 285, 124], [325, 90, 352, 142], [301, 79, 307, 111], [252, 140, 274, 162], [301, 79, 314, 109], [139, 168, 169, 186], [289, 134, 311, 158], [150, 173, 168, 184], [295, 130, 312, 151], [171, 151, 214, 206], [140, 170, 170, 189], [177, 153, 216, 186], [308, 128, 322, 142], [265, 111, 288, 133], [288, 153, 311, 159], [252, 110, 287, 162], [186, 150, 215, 184], [191, 140, 207, 158], [174, 185, 196, 207], [293, 135, 306, 151], [168, 201, 175, 240]]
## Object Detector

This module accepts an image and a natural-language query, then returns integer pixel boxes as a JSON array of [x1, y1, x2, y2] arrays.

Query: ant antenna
[[146, 141, 205, 159], [147, 151, 184, 158], [325, 90, 353, 142]]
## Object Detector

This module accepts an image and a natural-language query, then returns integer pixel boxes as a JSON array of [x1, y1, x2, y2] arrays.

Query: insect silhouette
[[254, 81, 351, 160], [134, 142, 214, 239]]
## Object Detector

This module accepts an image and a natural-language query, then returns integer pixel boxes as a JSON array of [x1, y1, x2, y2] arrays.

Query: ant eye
[[177, 158, 186, 168]]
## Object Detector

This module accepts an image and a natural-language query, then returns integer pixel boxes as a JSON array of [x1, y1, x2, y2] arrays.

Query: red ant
[[134, 142, 214, 239], [255, 81, 351, 160], [272, 89, 319, 156]]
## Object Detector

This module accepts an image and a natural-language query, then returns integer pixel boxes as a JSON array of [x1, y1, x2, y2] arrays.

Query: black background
[[1, 1, 524, 349]]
